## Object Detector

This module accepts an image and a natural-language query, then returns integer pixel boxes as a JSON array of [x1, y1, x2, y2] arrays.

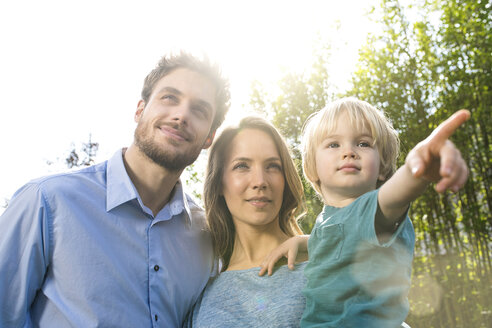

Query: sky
[[0, 0, 378, 210]]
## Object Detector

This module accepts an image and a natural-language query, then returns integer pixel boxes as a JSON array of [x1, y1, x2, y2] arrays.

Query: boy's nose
[[342, 147, 358, 159]]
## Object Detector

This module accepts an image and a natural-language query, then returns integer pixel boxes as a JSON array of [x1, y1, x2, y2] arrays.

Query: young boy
[[298, 97, 469, 327]]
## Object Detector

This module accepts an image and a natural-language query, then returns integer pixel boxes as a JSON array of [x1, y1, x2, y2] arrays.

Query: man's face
[[134, 68, 216, 171]]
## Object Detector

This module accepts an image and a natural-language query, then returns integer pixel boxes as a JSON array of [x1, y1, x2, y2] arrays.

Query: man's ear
[[134, 100, 146, 122], [203, 130, 216, 149]]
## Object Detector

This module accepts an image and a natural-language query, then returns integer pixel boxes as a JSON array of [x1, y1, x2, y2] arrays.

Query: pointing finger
[[428, 109, 470, 145], [407, 152, 426, 178]]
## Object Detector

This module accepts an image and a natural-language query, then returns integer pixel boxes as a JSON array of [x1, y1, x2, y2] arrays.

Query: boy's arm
[[378, 109, 470, 223], [258, 235, 309, 276]]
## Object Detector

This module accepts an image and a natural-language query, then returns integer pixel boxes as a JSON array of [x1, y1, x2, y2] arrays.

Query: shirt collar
[[160, 179, 189, 221], [106, 149, 140, 212], [148, 180, 194, 225], [105, 148, 193, 225], [322, 204, 340, 220]]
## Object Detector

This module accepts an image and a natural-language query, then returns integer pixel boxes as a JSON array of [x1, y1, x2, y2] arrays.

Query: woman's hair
[[204, 116, 305, 272], [301, 97, 400, 195]]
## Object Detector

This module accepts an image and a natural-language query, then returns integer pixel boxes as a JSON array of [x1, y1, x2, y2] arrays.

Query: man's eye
[[162, 95, 178, 102], [193, 106, 209, 119]]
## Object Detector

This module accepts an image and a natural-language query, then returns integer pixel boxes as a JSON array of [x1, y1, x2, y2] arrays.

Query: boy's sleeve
[[0, 183, 51, 327], [357, 189, 410, 247]]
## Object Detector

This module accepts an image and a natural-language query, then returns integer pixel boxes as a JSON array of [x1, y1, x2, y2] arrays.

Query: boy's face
[[315, 112, 385, 204]]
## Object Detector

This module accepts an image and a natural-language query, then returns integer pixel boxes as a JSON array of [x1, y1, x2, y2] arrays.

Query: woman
[[185, 116, 308, 327]]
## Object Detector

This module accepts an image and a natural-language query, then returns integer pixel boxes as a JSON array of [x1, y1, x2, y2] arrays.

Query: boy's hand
[[258, 235, 309, 276], [406, 109, 470, 193]]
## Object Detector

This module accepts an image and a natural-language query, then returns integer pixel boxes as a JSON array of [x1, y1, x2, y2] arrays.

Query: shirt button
[[155, 314, 158, 321], [154, 265, 160, 271]]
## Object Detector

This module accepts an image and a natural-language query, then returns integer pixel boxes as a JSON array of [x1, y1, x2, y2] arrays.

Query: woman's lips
[[247, 197, 271, 208]]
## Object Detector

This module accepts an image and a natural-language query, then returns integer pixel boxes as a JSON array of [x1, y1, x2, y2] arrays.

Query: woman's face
[[222, 128, 285, 231]]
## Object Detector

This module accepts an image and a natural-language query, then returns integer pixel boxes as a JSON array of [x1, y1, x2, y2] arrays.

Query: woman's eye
[[233, 163, 248, 170], [267, 163, 282, 171]]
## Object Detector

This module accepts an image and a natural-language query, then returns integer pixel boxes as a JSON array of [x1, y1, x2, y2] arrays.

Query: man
[[0, 52, 230, 327]]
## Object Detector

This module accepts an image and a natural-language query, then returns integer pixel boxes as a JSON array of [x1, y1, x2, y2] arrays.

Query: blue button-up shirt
[[0, 149, 213, 327]]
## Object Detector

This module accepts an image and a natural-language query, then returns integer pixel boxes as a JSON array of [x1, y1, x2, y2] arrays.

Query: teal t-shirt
[[301, 189, 415, 328]]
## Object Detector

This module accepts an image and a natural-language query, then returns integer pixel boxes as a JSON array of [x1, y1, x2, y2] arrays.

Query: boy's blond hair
[[301, 97, 400, 196]]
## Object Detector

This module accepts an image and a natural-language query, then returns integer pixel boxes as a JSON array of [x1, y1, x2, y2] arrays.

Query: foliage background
[[250, 0, 491, 326], [11, 0, 489, 326]]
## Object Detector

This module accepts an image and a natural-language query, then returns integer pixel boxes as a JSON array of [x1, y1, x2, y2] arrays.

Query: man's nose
[[171, 102, 191, 125]]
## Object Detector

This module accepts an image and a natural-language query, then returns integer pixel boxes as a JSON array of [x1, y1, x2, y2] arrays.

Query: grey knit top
[[185, 262, 308, 328]]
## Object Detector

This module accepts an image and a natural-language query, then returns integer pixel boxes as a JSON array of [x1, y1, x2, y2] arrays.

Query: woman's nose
[[251, 168, 267, 190]]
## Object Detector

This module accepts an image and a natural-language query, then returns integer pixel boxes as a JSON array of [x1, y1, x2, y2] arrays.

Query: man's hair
[[301, 97, 400, 195], [141, 51, 231, 131], [204, 116, 305, 272]]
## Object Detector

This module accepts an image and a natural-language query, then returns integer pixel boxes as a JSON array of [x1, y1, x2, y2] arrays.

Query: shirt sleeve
[[357, 189, 411, 247], [0, 183, 51, 327]]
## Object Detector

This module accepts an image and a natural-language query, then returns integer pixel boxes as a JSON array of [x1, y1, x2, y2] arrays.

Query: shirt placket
[[148, 220, 164, 327]]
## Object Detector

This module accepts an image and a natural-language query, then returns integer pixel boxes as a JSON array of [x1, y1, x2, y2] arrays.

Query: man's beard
[[134, 121, 203, 171]]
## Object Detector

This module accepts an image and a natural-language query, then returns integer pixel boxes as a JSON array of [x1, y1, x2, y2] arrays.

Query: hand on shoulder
[[258, 235, 309, 276]]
